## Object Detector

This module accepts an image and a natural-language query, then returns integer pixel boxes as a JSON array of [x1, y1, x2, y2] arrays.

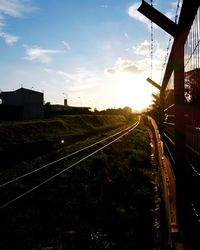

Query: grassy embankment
[[0, 114, 135, 169], [0, 116, 161, 250]]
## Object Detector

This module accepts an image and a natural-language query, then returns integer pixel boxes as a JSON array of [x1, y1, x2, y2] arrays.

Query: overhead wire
[[150, 0, 154, 79], [159, 0, 182, 85]]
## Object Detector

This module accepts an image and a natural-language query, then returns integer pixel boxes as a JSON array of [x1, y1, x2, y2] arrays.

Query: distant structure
[[64, 98, 68, 106], [0, 87, 44, 120], [51, 99, 91, 115]]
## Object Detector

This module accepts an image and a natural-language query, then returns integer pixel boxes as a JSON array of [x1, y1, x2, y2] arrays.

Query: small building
[[51, 99, 91, 115], [0, 88, 44, 120]]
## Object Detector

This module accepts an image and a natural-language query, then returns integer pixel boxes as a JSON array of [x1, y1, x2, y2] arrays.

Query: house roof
[[14, 87, 43, 95], [1, 87, 43, 95]]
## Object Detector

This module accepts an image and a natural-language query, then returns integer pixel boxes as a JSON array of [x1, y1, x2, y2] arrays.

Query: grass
[[0, 114, 136, 171], [0, 116, 156, 250], [0, 115, 127, 147]]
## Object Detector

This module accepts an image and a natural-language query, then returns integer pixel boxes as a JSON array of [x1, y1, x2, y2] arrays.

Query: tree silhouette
[[185, 68, 200, 107]]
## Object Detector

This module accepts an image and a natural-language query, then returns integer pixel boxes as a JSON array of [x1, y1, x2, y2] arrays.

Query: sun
[[89, 71, 157, 111], [113, 73, 155, 111]]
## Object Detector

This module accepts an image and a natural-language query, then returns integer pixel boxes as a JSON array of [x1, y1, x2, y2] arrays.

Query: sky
[[0, 0, 181, 111]]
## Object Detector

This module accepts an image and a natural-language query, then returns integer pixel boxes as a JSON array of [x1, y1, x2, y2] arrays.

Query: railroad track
[[0, 119, 140, 209]]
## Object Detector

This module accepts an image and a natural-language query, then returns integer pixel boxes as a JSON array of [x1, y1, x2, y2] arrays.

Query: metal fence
[[161, 2, 200, 249], [184, 7, 200, 178], [138, 1, 200, 247], [163, 4, 200, 176], [163, 72, 175, 165]]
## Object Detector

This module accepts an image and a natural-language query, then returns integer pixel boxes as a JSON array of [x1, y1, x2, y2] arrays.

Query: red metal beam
[[137, 0, 177, 37], [161, 0, 199, 94], [147, 77, 161, 90]]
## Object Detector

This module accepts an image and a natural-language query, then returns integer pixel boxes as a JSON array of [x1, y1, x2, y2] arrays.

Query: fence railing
[[160, 2, 200, 249], [138, 1, 200, 248]]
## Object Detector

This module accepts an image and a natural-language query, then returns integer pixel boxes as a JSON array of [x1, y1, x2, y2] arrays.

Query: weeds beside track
[[0, 117, 157, 250], [1, 120, 139, 208]]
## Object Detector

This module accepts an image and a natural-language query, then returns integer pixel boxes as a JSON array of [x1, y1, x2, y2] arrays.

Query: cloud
[[127, 2, 150, 28], [164, 11, 174, 20], [67, 68, 100, 92], [132, 40, 150, 56], [104, 57, 142, 75], [127, 0, 182, 33], [132, 40, 166, 60], [100, 5, 108, 8], [133, 40, 166, 72], [127, 2, 167, 30], [62, 40, 71, 50], [0, 31, 20, 45], [154, 45, 166, 60], [44, 68, 74, 82], [0, 0, 36, 17], [0, 13, 4, 27], [166, 0, 182, 23], [0, 0, 36, 45], [105, 68, 115, 75], [23, 45, 65, 64], [171, 0, 183, 9], [105, 40, 166, 80], [130, 0, 182, 25], [44, 68, 100, 92]]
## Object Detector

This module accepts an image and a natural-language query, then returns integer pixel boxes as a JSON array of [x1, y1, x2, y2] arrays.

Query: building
[[51, 99, 91, 115], [0, 87, 44, 120]]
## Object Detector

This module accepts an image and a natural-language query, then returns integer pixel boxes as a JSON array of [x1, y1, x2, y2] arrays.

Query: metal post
[[173, 40, 185, 178]]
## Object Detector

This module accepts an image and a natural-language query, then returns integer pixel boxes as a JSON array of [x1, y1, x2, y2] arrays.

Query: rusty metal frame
[[138, 1, 200, 248], [138, 0, 199, 172]]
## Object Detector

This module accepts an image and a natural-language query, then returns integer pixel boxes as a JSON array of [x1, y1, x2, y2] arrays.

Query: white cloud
[[129, 0, 182, 26], [132, 40, 150, 56], [128, 2, 168, 31], [105, 40, 166, 82], [44, 68, 74, 82], [127, 0, 182, 34], [0, 0, 36, 45], [67, 68, 100, 92], [134, 41, 166, 74], [0, 13, 4, 27], [44, 68, 100, 92], [171, 0, 183, 9], [62, 40, 71, 50], [23, 45, 65, 64], [0, 31, 20, 45], [132, 40, 166, 60], [154, 47, 166, 60], [127, 2, 150, 28], [104, 57, 142, 75], [165, 11, 174, 20], [166, 0, 182, 23], [0, 0, 36, 17]]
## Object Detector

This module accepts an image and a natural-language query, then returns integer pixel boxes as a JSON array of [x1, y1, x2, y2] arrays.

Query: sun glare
[[112, 73, 154, 111]]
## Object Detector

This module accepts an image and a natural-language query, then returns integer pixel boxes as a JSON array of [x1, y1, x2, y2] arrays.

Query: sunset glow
[[0, 0, 173, 111], [104, 73, 154, 111]]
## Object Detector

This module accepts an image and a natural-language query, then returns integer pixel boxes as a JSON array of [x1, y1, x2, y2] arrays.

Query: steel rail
[[0, 121, 139, 188], [0, 120, 140, 209], [164, 143, 175, 165]]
